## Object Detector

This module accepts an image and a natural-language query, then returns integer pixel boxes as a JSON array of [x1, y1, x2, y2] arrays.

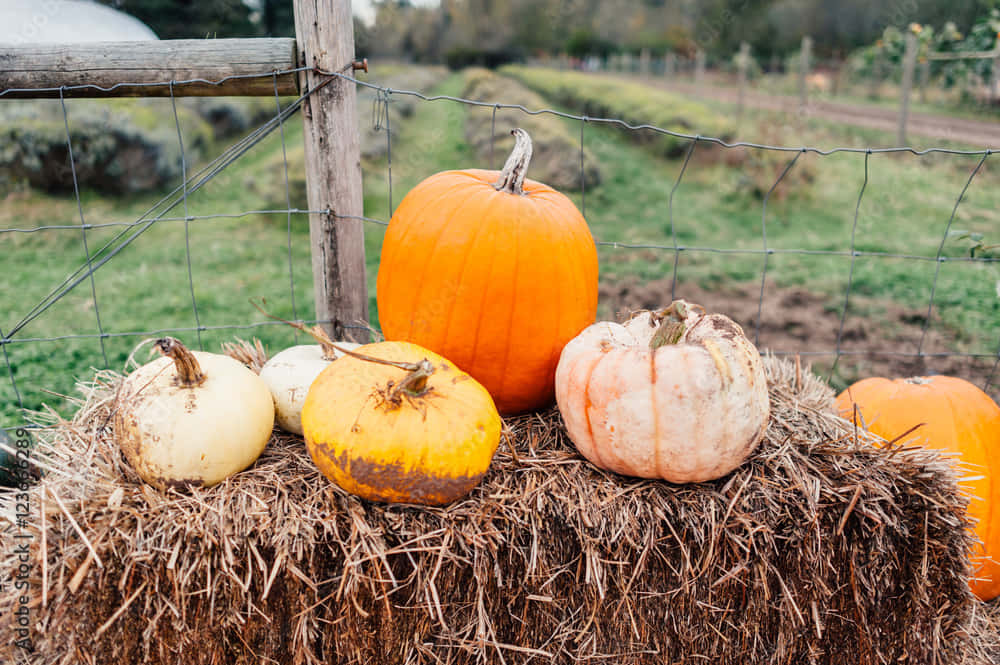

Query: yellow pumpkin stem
[[250, 299, 345, 360], [250, 298, 436, 400], [155, 337, 206, 387], [493, 128, 533, 196], [388, 359, 435, 400]]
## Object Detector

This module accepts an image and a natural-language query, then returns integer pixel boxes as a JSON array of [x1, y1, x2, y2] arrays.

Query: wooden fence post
[[991, 54, 1000, 104], [738, 42, 750, 114], [897, 31, 918, 146], [798, 35, 812, 110], [639, 48, 651, 76], [919, 58, 930, 103], [664, 53, 676, 77], [869, 43, 884, 99], [695, 50, 706, 87], [293, 0, 369, 342]]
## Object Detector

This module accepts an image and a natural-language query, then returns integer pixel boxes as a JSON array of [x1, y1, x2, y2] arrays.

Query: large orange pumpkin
[[836, 376, 1000, 600], [376, 128, 598, 414]]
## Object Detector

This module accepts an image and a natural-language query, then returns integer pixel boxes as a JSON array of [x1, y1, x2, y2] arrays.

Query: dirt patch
[[600, 277, 999, 400]]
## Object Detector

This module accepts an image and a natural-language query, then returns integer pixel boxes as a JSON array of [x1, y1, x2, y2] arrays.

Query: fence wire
[[1, 65, 998, 428]]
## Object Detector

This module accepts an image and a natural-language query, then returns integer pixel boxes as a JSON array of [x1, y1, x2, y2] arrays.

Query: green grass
[[3, 68, 998, 426]]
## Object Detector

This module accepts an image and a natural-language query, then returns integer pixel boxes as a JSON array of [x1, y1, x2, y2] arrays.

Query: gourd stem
[[649, 300, 691, 350], [493, 128, 533, 195], [250, 298, 436, 396], [251, 299, 342, 360], [155, 337, 206, 387]]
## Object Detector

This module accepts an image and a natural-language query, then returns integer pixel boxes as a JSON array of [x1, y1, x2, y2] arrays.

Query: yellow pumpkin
[[836, 376, 1000, 600], [301, 341, 501, 506]]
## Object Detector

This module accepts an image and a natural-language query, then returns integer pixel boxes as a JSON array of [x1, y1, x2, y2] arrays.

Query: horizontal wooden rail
[[0, 38, 300, 98], [927, 49, 1000, 61]]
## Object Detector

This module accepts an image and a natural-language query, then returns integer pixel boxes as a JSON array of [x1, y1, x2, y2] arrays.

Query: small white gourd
[[260, 339, 360, 435]]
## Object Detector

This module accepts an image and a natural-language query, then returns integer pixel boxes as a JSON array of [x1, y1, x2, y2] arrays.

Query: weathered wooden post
[[919, 57, 930, 103], [991, 53, 1000, 104], [695, 49, 706, 87], [738, 42, 750, 114], [798, 35, 812, 110], [639, 48, 651, 76], [293, 0, 369, 342], [869, 42, 884, 99], [664, 52, 676, 77], [897, 31, 918, 146]]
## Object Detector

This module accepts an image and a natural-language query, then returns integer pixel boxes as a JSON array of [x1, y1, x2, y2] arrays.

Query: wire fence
[[1, 63, 998, 429]]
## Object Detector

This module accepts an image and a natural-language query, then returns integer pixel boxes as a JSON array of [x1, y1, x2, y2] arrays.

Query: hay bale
[[0, 355, 984, 664]]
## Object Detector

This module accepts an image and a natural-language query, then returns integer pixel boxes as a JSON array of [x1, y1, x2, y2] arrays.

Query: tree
[[97, 0, 257, 39]]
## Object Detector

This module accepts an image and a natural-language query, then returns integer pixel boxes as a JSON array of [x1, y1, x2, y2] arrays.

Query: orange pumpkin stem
[[493, 128, 533, 196], [155, 337, 206, 387]]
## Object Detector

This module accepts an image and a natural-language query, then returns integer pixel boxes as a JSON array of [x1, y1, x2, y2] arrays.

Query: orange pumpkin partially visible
[[836, 376, 1000, 600], [376, 128, 598, 414]]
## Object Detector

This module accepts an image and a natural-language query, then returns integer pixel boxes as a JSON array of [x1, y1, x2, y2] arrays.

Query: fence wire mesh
[[1, 64, 998, 429]]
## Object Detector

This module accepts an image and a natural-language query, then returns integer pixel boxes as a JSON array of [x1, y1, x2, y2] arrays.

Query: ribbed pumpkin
[[376, 128, 598, 414], [836, 376, 1000, 600], [555, 300, 770, 483], [301, 341, 502, 506]]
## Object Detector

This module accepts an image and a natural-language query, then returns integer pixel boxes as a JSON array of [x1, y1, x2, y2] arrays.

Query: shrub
[[0, 99, 212, 194]]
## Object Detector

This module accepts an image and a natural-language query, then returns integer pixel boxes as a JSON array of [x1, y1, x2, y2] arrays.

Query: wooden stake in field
[[695, 50, 706, 88], [738, 42, 750, 115], [798, 35, 812, 112], [870, 43, 885, 100], [898, 31, 919, 147]]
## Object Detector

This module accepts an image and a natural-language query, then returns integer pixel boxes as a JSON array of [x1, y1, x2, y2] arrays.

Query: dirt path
[[634, 76, 1000, 149]]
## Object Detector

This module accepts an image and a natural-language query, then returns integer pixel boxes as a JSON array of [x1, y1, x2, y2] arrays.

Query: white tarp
[[2, 0, 158, 43]]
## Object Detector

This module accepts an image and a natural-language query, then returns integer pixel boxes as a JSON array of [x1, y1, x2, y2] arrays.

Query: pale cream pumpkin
[[114, 338, 275, 490], [555, 300, 770, 483]]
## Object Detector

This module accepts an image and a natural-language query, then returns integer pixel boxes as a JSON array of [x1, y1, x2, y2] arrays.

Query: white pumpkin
[[260, 341, 360, 435], [555, 300, 770, 483], [114, 337, 275, 490]]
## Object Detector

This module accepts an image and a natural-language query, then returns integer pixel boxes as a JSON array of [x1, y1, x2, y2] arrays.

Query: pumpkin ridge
[[581, 350, 608, 471], [404, 187, 488, 345], [463, 214, 502, 381], [943, 383, 996, 590], [650, 350, 662, 479], [438, 186, 499, 364], [493, 202, 523, 408], [378, 178, 461, 304], [533, 199, 568, 403]]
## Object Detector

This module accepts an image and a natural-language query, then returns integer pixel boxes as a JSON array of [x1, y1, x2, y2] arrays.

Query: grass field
[[2, 66, 998, 425]]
